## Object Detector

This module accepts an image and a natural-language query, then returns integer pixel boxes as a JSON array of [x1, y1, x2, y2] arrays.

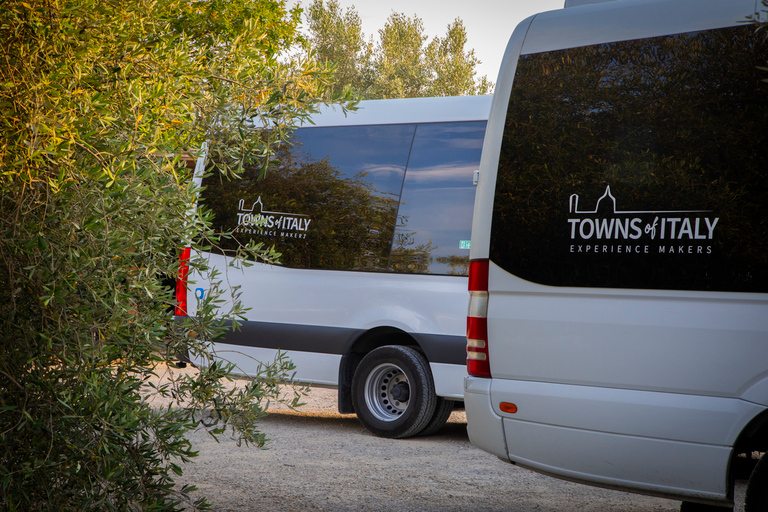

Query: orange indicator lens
[[499, 402, 518, 414]]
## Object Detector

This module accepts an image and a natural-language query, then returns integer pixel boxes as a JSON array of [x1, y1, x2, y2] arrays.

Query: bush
[[0, 1, 350, 510]]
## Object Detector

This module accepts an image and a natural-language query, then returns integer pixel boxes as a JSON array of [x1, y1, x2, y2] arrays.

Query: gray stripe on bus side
[[213, 320, 467, 366], [412, 332, 468, 367]]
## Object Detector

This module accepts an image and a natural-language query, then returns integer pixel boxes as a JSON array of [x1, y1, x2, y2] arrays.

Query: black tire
[[417, 397, 455, 437], [745, 453, 768, 512], [680, 501, 732, 511], [351, 346, 437, 439]]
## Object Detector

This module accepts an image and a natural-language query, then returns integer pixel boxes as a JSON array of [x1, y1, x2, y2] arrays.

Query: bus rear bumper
[[464, 376, 509, 460]]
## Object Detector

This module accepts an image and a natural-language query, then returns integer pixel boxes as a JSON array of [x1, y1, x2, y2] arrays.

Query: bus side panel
[[503, 418, 732, 504], [483, 266, 768, 501], [490, 378, 766, 447], [487, 267, 768, 400], [190, 254, 468, 391], [195, 344, 342, 386], [193, 254, 468, 338], [430, 362, 469, 399]]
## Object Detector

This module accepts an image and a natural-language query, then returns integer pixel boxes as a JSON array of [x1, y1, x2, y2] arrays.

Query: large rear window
[[490, 25, 768, 293]]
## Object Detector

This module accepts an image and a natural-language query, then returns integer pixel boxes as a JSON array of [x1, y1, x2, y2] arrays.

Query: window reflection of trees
[[202, 144, 400, 271], [388, 227, 436, 274], [389, 219, 469, 276], [492, 25, 768, 292], [390, 122, 486, 276], [435, 255, 469, 276], [203, 120, 485, 276]]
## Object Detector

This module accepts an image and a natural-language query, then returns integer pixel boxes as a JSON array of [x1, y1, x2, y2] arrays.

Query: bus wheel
[[351, 345, 437, 439], [745, 453, 767, 511], [417, 397, 455, 437]]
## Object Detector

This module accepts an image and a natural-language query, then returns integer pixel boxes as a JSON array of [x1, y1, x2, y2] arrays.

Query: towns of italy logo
[[236, 198, 312, 239], [567, 186, 718, 256]]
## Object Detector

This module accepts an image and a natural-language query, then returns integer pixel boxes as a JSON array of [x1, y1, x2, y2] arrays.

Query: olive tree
[[304, 0, 492, 99], [0, 1, 351, 510]]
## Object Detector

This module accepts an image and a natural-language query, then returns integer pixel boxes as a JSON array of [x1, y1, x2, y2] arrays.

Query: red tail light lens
[[468, 257, 489, 292], [467, 259, 490, 377], [175, 247, 191, 316]]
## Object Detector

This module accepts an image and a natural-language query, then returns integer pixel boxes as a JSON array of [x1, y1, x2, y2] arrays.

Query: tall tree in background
[[305, 0, 493, 99], [305, 0, 373, 96], [0, 1, 349, 510], [424, 19, 493, 97], [371, 12, 432, 98]]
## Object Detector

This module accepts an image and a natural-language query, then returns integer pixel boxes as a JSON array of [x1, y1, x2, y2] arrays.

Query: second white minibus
[[464, 0, 768, 510], [180, 95, 491, 438]]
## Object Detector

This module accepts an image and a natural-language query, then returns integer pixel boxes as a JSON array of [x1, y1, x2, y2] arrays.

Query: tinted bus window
[[202, 124, 414, 271], [390, 122, 486, 275], [490, 25, 768, 292]]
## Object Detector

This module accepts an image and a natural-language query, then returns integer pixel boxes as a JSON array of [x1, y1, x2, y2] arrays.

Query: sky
[[292, 0, 566, 82]]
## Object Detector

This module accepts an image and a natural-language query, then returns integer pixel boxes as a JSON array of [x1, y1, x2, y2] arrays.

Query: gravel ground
[[154, 365, 697, 512]]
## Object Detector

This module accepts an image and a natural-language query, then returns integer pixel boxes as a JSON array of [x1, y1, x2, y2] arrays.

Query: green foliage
[[304, 0, 493, 99], [305, 0, 373, 97], [423, 20, 494, 98], [0, 0, 351, 510], [202, 147, 400, 271], [371, 13, 431, 99]]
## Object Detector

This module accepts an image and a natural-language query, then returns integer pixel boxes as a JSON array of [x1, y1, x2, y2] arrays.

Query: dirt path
[[174, 384, 684, 512]]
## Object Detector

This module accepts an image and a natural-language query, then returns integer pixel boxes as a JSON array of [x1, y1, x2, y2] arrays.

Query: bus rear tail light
[[467, 259, 491, 377], [175, 247, 191, 316]]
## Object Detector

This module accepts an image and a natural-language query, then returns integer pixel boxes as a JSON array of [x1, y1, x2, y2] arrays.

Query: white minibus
[[464, 0, 768, 510], [179, 95, 491, 438]]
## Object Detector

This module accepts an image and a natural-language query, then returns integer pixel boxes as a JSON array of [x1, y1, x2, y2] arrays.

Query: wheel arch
[[337, 327, 423, 414], [729, 408, 768, 497], [734, 408, 768, 454]]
